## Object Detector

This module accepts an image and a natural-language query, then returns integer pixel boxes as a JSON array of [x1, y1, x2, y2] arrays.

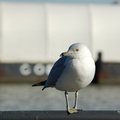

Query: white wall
[[91, 5, 120, 62], [0, 2, 120, 63], [46, 4, 91, 61], [0, 3, 46, 63]]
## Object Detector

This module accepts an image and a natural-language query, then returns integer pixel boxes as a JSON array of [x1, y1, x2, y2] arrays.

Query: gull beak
[[60, 51, 71, 57]]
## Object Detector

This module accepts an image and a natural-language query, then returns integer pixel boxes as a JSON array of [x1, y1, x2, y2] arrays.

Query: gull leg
[[73, 91, 78, 110], [65, 91, 70, 114], [72, 91, 78, 113], [73, 91, 82, 111], [64, 91, 78, 114]]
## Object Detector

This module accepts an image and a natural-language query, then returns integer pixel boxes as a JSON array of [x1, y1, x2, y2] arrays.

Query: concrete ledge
[[0, 111, 120, 120]]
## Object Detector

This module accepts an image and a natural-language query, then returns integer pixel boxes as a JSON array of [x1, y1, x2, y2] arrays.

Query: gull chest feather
[[55, 58, 95, 92]]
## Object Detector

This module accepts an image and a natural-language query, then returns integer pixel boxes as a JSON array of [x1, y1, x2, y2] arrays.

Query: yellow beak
[[60, 52, 71, 57]]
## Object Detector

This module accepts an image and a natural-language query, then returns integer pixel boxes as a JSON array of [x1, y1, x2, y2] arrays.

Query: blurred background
[[0, 0, 120, 111]]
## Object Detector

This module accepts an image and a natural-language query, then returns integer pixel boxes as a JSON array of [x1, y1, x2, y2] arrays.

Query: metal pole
[[0, 111, 120, 120]]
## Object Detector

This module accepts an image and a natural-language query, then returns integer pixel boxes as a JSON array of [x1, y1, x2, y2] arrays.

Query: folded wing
[[32, 56, 68, 90], [42, 56, 68, 90]]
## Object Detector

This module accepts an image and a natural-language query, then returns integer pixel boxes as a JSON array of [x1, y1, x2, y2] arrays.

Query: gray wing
[[42, 56, 68, 90]]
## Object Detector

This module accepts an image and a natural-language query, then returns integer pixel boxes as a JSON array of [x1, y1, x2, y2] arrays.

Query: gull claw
[[67, 108, 83, 114], [74, 108, 83, 111], [67, 108, 78, 114]]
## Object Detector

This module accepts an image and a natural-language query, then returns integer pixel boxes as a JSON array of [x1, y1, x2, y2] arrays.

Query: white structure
[[0, 2, 120, 63]]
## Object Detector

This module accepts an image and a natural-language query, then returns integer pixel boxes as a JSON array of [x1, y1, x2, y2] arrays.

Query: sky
[[0, 0, 119, 4]]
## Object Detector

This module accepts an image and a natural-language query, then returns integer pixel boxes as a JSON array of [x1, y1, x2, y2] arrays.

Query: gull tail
[[32, 81, 46, 87]]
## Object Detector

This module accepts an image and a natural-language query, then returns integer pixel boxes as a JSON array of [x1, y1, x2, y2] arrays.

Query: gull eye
[[75, 49, 79, 51]]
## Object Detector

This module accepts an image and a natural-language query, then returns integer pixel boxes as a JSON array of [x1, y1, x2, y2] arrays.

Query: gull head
[[60, 43, 92, 59]]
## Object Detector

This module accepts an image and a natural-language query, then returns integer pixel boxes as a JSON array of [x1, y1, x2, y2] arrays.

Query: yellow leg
[[64, 91, 78, 114], [73, 91, 82, 112], [73, 91, 78, 110]]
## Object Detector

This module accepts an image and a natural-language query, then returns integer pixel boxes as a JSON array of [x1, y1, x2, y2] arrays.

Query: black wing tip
[[32, 81, 46, 87], [32, 84, 38, 87], [32, 83, 45, 91], [42, 86, 47, 90]]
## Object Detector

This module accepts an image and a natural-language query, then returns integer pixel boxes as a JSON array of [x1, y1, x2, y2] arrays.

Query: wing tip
[[32, 84, 38, 87], [42, 87, 45, 90], [32, 81, 46, 87]]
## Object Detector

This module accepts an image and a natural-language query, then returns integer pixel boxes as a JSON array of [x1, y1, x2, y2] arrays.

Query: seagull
[[32, 43, 95, 114]]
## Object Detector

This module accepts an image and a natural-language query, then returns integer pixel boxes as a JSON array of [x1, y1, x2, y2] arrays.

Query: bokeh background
[[0, 0, 120, 111]]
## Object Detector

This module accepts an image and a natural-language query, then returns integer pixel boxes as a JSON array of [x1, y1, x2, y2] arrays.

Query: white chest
[[55, 58, 95, 92]]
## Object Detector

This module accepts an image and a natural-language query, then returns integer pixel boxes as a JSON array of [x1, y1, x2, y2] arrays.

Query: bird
[[32, 43, 95, 114]]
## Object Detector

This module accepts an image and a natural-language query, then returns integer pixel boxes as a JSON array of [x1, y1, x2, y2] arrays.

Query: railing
[[0, 111, 120, 120]]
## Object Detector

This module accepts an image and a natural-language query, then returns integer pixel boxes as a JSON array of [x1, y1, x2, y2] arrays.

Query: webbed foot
[[67, 108, 78, 114]]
